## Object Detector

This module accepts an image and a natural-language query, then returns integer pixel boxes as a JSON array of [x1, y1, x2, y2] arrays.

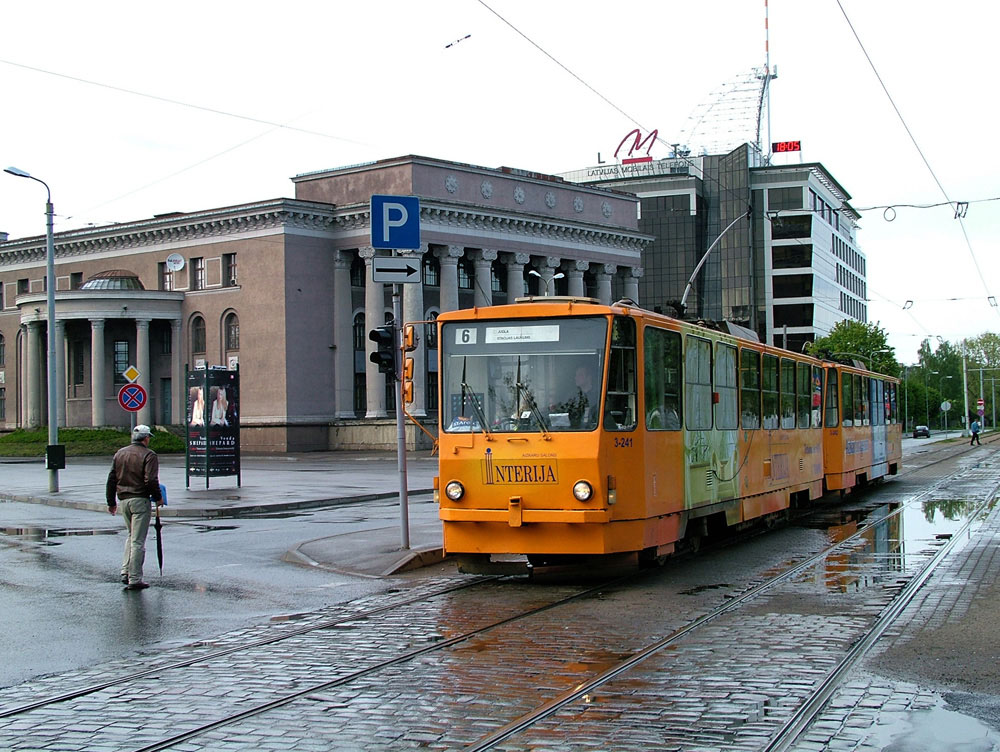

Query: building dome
[[80, 270, 146, 291]]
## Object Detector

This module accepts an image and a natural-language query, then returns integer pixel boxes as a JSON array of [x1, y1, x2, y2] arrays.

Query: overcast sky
[[2, 0, 996, 365]]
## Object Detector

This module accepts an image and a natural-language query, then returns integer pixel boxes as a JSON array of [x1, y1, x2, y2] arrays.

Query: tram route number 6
[[456, 328, 478, 345]]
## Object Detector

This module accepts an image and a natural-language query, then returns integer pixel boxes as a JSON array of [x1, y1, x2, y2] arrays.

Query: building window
[[159, 262, 174, 291], [426, 370, 438, 412], [191, 316, 206, 354], [71, 342, 85, 385], [350, 256, 365, 287], [70, 272, 84, 290], [772, 244, 812, 269], [223, 254, 238, 287], [353, 373, 366, 415], [773, 274, 813, 299], [0, 332, 4, 366], [771, 215, 811, 240], [191, 257, 205, 290], [353, 313, 365, 351], [113, 340, 129, 385], [0, 387, 5, 421], [458, 259, 473, 289], [491, 264, 505, 293], [425, 311, 439, 349], [225, 313, 240, 350], [423, 255, 440, 286], [768, 187, 802, 211], [17, 278, 28, 294]]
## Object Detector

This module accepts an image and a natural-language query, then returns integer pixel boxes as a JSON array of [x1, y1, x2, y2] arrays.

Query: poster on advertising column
[[186, 367, 241, 488]]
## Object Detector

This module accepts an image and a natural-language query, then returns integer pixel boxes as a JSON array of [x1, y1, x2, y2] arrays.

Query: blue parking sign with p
[[371, 195, 420, 250]]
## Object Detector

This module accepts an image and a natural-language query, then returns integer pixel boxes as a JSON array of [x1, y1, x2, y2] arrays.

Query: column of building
[[171, 320, 183, 424], [90, 319, 105, 427], [436, 245, 463, 313], [333, 250, 355, 419], [506, 252, 529, 301], [360, 247, 387, 418], [472, 249, 496, 308], [595, 264, 615, 305], [54, 320, 66, 427], [624, 267, 643, 302], [566, 260, 589, 298], [25, 322, 41, 427], [135, 318, 151, 426]]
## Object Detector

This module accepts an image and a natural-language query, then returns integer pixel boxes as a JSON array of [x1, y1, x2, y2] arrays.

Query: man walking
[[106, 425, 163, 590], [971, 419, 982, 446]]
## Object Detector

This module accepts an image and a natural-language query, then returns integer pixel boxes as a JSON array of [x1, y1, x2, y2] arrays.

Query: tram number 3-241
[[614, 437, 633, 448]]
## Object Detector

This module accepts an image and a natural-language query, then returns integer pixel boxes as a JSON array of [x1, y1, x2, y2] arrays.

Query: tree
[[806, 320, 898, 376]]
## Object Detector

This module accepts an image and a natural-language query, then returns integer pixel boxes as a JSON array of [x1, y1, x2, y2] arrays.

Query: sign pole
[[394, 280, 410, 550]]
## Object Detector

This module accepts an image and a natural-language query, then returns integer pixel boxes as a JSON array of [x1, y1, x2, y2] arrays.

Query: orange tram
[[433, 297, 902, 572]]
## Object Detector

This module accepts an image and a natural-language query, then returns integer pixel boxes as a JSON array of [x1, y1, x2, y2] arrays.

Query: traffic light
[[369, 324, 396, 377], [403, 324, 418, 352], [402, 355, 415, 404]]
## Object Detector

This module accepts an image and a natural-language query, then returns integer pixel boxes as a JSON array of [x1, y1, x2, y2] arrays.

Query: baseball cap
[[132, 424, 153, 441]]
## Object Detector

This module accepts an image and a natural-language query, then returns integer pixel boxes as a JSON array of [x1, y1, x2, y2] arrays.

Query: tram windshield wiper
[[514, 357, 550, 438], [460, 358, 492, 437]]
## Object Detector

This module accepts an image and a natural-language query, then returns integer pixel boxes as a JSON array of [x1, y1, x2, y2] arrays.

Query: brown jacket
[[106, 441, 162, 508]]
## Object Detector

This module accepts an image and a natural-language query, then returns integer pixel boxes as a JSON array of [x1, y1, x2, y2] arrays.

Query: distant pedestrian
[[106, 425, 163, 590], [971, 419, 982, 446]]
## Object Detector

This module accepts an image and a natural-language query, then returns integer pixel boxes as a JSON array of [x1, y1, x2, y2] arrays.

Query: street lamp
[[527, 269, 565, 296], [4, 166, 61, 492], [927, 370, 937, 428]]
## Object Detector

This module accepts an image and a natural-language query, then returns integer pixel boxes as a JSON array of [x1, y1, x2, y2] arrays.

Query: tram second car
[[434, 297, 901, 571]]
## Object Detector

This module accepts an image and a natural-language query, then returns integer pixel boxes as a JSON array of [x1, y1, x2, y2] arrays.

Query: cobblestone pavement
[[2, 444, 998, 751]]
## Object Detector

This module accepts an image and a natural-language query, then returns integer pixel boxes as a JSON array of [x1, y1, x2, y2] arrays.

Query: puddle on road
[[0, 527, 119, 546], [790, 496, 983, 594], [192, 525, 239, 533], [865, 699, 1000, 751]]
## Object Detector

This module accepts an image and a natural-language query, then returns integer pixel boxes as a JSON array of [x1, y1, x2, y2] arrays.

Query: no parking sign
[[118, 383, 147, 412]]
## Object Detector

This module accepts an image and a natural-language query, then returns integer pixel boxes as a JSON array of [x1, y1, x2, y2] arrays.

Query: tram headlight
[[572, 480, 594, 502], [444, 481, 465, 501]]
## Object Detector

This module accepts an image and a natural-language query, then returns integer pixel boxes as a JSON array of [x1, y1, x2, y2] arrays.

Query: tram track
[[0, 441, 992, 751]]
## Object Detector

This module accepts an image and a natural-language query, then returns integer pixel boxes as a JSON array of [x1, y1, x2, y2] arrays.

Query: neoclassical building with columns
[[0, 155, 652, 452]]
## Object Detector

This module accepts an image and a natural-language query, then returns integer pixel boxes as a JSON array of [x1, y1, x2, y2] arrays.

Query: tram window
[[780, 358, 796, 429], [643, 327, 681, 430], [873, 379, 884, 426], [856, 375, 867, 425], [685, 336, 712, 430], [606, 317, 637, 431], [811, 366, 823, 428], [762, 354, 779, 429], [796, 362, 811, 428], [842, 372, 854, 427], [715, 343, 738, 430], [889, 382, 897, 423], [439, 317, 608, 433], [740, 348, 761, 429], [825, 369, 839, 428]]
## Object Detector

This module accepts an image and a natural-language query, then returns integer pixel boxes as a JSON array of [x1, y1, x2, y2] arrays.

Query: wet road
[[2, 437, 999, 751], [0, 496, 437, 688]]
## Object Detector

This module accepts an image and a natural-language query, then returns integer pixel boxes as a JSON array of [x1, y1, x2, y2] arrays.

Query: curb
[[0, 489, 435, 519]]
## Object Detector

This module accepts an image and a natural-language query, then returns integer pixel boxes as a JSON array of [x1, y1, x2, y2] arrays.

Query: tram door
[[870, 378, 889, 478]]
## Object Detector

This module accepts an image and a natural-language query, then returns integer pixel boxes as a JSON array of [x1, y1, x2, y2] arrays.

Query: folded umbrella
[[154, 505, 164, 575]]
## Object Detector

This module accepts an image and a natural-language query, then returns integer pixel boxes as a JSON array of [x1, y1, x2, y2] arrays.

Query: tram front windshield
[[441, 317, 608, 433]]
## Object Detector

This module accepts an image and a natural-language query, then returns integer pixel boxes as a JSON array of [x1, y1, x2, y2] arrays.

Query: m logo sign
[[615, 128, 658, 165]]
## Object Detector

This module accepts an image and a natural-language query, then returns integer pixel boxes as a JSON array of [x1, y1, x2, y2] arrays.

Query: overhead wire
[[833, 0, 997, 319]]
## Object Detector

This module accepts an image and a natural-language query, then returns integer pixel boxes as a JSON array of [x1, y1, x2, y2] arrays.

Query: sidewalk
[[0, 451, 443, 577]]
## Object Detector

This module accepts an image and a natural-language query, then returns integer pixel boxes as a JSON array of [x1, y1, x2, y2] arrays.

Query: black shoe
[[125, 582, 150, 590], [120, 574, 129, 584]]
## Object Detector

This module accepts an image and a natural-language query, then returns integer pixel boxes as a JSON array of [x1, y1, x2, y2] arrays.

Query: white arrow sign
[[372, 256, 421, 284]]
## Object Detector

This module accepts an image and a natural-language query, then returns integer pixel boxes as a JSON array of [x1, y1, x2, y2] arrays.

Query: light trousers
[[120, 496, 151, 584]]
